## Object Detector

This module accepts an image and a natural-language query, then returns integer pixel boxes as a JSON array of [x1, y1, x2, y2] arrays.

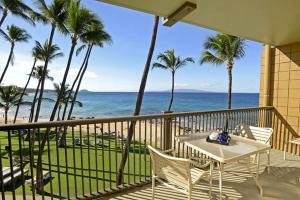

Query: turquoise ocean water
[[14, 92, 259, 119]]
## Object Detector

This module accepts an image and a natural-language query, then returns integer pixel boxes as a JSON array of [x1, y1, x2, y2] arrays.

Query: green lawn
[[0, 131, 151, 198]]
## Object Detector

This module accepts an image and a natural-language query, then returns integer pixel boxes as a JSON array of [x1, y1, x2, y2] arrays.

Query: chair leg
[[284, 142, 287, 160], [152, 177, 155, 200], [267, 150, 271, 174], [209, 177, 212, 199], [188, 190, 192, 200], [188, 183, 192, 200]]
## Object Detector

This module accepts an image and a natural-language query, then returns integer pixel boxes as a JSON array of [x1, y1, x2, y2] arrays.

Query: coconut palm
[[29, 64, 55, 123], [0, 85, 30, 124], [200, 33, 246, 110], [153, 49, 194, 111], [117, 16, 159, 185], [0, 0, 35, 27], [13, 42, 42, 123], [28, 41, 62, 123], [52, 83, 82, 121], [64, 20, 112, 120], [0, 25, 31, 85], [48, 0, 97, 123], [33, 0, 69, 123], [34, 0, 68, 187]]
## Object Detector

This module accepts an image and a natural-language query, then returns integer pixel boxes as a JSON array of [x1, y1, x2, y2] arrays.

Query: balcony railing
[[0, 106, 298, 200]]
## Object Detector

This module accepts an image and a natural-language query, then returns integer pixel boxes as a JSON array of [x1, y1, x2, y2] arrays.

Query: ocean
[[13, 92, 259, 119]]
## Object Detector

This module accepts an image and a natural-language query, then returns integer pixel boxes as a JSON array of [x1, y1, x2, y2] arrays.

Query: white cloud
[[0, 52, 99, 89], [174, 83, 189, 89], [49, 66, 99, 79]]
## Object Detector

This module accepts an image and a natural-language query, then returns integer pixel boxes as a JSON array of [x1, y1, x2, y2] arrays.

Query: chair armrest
[[190, 157, 214, 169], [163, 149, 178, 156], [163, 149, 175, 153]]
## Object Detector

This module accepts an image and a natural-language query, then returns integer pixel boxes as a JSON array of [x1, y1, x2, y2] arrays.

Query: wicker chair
[[148, 145, 213, 200]]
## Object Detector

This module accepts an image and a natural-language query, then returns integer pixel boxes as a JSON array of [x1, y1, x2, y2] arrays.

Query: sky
[[0, 0, 263, 93]]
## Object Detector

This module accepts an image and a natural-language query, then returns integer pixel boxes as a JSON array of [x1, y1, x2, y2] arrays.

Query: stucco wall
[[260, 43, 300, 136]]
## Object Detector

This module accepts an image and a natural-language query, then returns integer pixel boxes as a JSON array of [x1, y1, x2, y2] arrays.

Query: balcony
[[0, 107, 299, 200]]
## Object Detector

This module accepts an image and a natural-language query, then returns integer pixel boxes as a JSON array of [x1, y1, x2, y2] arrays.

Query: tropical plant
[[28, 41, 62, 123], [64, 20, 112, 121], [116, 16, 159, 185], [48, 0, 97, 123], [52, 83, 82, 121], [33, 0, 69, 123], [58, 21, 111, 147], [0, 0, 35, 27], [153, 49, 194, 111], [0, 85, 30, 124], [29, 65, 55, 123], [0, 25, 31, 84], [200, 33, 246, 110], [13, 42, 42, 123]]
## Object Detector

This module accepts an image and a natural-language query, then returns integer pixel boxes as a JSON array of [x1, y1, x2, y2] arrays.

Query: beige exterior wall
[[260, 43, 300, 136]]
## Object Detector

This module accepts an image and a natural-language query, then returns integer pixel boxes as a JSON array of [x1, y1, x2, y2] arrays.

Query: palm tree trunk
[[0, 43, 15, 85], [34, 25, 56, 122], [116, 16, 159, 185], [67, 45, 92, 120], [0, 8, 8, 27], [49, 37, 77, 122], [14, 59, 37, 123], [29, 80, 41, 123], [35, 24, 56, 194], [225, 62, 233, 131], [4, 108, 8, 124], [59, 45, 92, 147], [57, 105, 61, 121], [168, 72, 175, 111], [227, 67, 233, 109], [61, 46, 90, 120]]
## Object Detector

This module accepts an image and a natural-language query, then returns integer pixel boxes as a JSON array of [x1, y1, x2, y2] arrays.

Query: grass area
[[0, 130, 151, 198]]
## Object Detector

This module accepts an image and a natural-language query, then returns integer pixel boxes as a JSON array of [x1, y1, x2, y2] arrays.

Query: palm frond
[[200, 51, 225, 65], [41, 97, 55, 102], [0, 28, 10, 42], [76, 44, 86, 56], [152, 62, 168, 70]]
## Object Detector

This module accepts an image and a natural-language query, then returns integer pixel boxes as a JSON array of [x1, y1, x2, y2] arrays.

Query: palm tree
[[0, 86, 30, 124], [13, 42, 43, 123], [153, 49, 194, 111], [28, 41, 62, 123], [52, 83, 82, 121], [200, 34, 246, 110], [0, 25, 31, 85], [29, 65, 54, 123], [64, 20, 112, 121], [33, 0, 69, 123], [116, 16, 159, 185], [0, 0, 35, 27], [33, 0, 68, 186], [48, 0, 97, 123]]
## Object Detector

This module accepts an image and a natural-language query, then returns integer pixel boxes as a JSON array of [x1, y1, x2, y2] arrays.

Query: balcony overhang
[[96, 0, 300, 46]]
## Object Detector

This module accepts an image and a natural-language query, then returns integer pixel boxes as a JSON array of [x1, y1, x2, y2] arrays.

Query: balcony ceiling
[[96, 0, 300, 46]]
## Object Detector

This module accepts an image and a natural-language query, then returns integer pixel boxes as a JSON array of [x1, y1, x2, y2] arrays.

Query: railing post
[[163, 111, 173, 150]]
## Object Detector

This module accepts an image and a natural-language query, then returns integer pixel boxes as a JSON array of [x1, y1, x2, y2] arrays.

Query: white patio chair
[[148, 145, 213, 200], [236, 124, 273, 173], [284, 137, 300, 160]]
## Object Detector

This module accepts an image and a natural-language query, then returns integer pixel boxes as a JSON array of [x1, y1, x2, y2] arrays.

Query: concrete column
[[263, 44, 272, 106]]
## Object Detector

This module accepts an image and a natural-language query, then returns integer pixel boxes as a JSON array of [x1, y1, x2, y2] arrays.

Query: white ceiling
[[96, 0, 300, 46]]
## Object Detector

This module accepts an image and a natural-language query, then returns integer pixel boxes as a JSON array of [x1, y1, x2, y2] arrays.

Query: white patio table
[[175, 132, 271, 199]]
